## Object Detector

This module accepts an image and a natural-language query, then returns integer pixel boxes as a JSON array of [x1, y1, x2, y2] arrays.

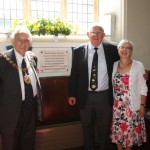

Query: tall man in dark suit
[[0, 25, 43, 150], [68, 25, 119, 150]]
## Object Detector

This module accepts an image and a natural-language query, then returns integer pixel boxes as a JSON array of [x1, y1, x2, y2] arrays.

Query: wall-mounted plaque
[[32, 47, 72, 77], [40, 50, 69, 73]]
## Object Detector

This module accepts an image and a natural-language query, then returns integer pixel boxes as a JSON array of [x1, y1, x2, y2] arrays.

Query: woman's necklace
[[119, 60, 132, 67]]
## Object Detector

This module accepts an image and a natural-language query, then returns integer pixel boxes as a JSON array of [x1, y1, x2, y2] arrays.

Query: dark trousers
[[80, 90, 112, 150], [1, 101, 36, 150]]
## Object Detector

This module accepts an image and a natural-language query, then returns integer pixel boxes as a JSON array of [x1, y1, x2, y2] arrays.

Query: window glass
[[0, 0, 96, 34], [0, 0, 23, 30], [67, 0, 93, 32], [31, 0, 60, 19]]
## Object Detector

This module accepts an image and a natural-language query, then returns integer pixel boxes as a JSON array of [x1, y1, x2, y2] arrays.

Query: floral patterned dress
[[111, 71, 146, 147]]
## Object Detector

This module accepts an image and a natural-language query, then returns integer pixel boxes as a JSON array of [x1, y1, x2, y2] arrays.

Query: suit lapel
[[26, 52, 43, 121], [84, 44, 88, 62], [84, 44, 89, 81], [6, 49, 16, 61], [26, 52, 41, 89], [102, 43, 111, 77], [31, 64, 41, 88], [5, 49, 22, 96]]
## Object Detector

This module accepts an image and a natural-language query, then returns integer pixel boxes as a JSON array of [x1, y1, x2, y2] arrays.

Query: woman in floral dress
[[111, 39, 148, 150]]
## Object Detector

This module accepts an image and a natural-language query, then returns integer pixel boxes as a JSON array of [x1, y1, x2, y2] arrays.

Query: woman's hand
[[139, 105, 145, 117]]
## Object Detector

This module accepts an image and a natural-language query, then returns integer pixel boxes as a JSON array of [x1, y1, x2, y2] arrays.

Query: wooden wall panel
[[38, 76, 80, 127]]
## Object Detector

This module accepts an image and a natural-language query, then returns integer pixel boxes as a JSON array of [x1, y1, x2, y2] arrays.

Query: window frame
[[23, 0, 99, 32], [0, 0, 99, 37]]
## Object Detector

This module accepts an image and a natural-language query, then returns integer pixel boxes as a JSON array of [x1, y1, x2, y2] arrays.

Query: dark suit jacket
[[0, 49, 43, 135], [68, 42, 119, 109]]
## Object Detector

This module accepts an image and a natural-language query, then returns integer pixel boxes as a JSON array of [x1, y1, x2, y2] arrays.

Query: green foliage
[[13, 18, 78, 36]]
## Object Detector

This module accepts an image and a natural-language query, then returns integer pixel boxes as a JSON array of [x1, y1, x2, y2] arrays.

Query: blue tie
[[22, 58, 34, 105]]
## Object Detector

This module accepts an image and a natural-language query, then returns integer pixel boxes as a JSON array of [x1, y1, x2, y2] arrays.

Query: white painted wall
[[99, 0, 150, 69], [125, 0, 150, 69], [99, 0, 124, 41]]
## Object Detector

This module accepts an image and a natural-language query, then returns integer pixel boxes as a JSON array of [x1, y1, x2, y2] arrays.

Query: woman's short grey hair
[[117, 39, 133, 50], [11, 25, 32, 43]]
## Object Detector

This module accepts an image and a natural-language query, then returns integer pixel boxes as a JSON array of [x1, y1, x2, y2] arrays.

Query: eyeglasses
[[15, 38, 30, 44], [90, 32, 103, 35], [119, 46, 131, 50]]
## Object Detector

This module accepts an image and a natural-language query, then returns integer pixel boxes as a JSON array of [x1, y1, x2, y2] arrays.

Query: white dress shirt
[[14, 49, 37, 100], [88, 42, 109, 91]]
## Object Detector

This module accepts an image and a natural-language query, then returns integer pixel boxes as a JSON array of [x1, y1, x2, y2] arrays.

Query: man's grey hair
[[11, 25, 32, 43], [87, 23, 104, 33]]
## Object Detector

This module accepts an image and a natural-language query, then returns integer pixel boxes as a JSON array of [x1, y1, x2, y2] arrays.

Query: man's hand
[[68, 97, 76, 106]]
